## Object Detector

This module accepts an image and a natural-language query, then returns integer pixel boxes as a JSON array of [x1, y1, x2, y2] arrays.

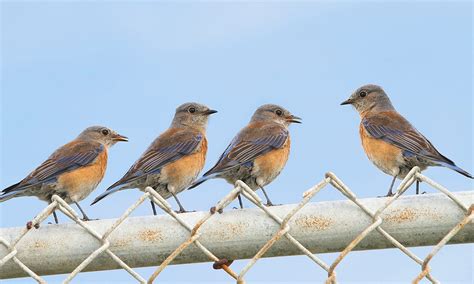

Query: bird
[[1, 126, 128, 223], [91, 102, 217, 214], [188, 104, 301, 208], [341, 84, 473, 196]]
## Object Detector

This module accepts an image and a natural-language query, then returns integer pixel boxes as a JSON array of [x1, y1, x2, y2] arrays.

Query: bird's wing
[[2, 141, 104, 194], [362, 113, 454, 165], [203, 123, 289, 176], [107, 129, 203, 189]]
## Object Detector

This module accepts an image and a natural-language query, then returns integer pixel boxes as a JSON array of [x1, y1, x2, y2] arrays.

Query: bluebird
[[91, 103, 216, 214], [189, 104, 301, 208], [341, 84, 473, 196], [1, 126, 128, 223]]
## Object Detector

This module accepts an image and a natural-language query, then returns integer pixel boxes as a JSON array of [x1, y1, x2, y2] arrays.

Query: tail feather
[[90, 184, 124, 205], [1, 182, 22, 202], [2, 181, 21, 194], [188, 174, 215, 190], [0, 190, 21, 202], [438, 161, 473, 179]]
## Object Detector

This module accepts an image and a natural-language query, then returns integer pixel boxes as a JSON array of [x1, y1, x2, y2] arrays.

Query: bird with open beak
[[189, 104, 301, 208], [1, 126, 128, 223]]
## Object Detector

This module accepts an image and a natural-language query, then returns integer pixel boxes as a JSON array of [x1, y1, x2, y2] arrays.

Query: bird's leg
[[75, 202, 91, 221], [53, 211, 59, 224], [259, 186, 274, 206], [171, 192, 187, 213], [385, 176, 397, 197], [150, 201, 157, 215], [238, 194, 244, 209]]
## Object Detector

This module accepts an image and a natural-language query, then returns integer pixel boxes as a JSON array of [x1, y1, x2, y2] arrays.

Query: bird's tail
[[0, 191, 21, 202], [90, 183, 126, 205], [188, 174, 216, 190], [438, 161, 473, 179], [0, 182, 22, 202]]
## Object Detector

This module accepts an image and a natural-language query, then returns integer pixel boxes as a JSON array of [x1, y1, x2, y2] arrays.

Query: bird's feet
[[378, 192, 395, 198], [81, 217, 99, 222], [175, 208, 194, 214]]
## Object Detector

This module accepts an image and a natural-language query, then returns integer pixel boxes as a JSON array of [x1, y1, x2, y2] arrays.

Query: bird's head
[[172, 102, 217, 131], [251, 104, 302, 127], [341, 84, 394, 115], [77, 126, 128, 147]]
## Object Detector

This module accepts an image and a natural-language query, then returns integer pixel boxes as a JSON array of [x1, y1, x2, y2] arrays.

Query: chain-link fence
[[1, 166, 473, 283]]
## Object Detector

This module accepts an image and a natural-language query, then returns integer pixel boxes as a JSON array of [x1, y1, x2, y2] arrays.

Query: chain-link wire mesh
[[1, 166, 472, 283]]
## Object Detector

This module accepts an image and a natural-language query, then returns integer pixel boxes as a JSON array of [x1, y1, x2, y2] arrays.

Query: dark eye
[[359, 91, 367, 97], [275, 109, 283, 116], [101, 129, 109, 136], [188, 107, 196, 113]]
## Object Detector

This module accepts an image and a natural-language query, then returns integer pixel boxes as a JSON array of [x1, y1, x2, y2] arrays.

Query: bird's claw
[[82, 218, 98, 221], [175, 209, 194, 214]]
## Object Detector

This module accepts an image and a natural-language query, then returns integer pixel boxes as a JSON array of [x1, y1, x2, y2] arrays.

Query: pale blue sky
[[1, 1, 472, 283]]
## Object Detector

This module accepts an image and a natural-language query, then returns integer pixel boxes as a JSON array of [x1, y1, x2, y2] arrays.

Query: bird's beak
[[340, 98, 353, 105], [286, 115, 302, 124], [204, 109, 218, 115], [112, 133, 129, 142]]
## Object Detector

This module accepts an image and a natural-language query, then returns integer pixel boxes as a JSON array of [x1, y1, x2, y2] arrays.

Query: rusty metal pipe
[[1, 191, 473, 279]]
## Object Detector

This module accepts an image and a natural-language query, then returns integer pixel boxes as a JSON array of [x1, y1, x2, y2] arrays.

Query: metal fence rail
[[0, 167, 473, 283]]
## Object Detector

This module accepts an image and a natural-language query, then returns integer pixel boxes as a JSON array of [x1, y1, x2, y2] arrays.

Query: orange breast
[[57, 149, 108, 202], [359, 123, 403, 176], [253, 136, 290, 186], [161, 137, 208, 191]]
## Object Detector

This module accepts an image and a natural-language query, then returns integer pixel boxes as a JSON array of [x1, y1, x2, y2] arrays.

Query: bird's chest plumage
[[160, 137, 208, 194], [56, 150, 108, 203], [359, 123, 404, 177], [252, 136, 291, 187]]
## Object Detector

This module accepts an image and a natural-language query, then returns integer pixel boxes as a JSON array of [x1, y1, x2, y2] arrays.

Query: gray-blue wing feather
[[203, 126, 288, 176], [2, 142, 104, 195], [362, 117, 452, 164], [107, 132, 203, 189]]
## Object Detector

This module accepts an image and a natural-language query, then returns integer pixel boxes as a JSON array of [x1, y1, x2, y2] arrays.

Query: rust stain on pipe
[[295, 216, 333, 230], [384, 208, 442, 224], [138, 229, 163, 242], [213, 221, 250, 240]]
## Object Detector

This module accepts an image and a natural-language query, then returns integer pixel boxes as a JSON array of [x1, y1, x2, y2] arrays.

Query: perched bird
[[1, 126, 128, 223], [189, 104, 301, 208], [91, 103, 216, 214], [341, 84, 473, 196]]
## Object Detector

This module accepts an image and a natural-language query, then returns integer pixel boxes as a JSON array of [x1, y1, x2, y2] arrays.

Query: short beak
[[112, 133, 129, 142], [340, 98, 353, 105], [287, 115, 302, 124], [204, 109, 218, 115]]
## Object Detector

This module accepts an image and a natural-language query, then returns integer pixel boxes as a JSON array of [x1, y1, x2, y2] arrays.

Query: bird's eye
[[188, 107, 196, 113], [359, 91, 367, 98], [101, 129, 109, 136], [275, 109, 283, 116]]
